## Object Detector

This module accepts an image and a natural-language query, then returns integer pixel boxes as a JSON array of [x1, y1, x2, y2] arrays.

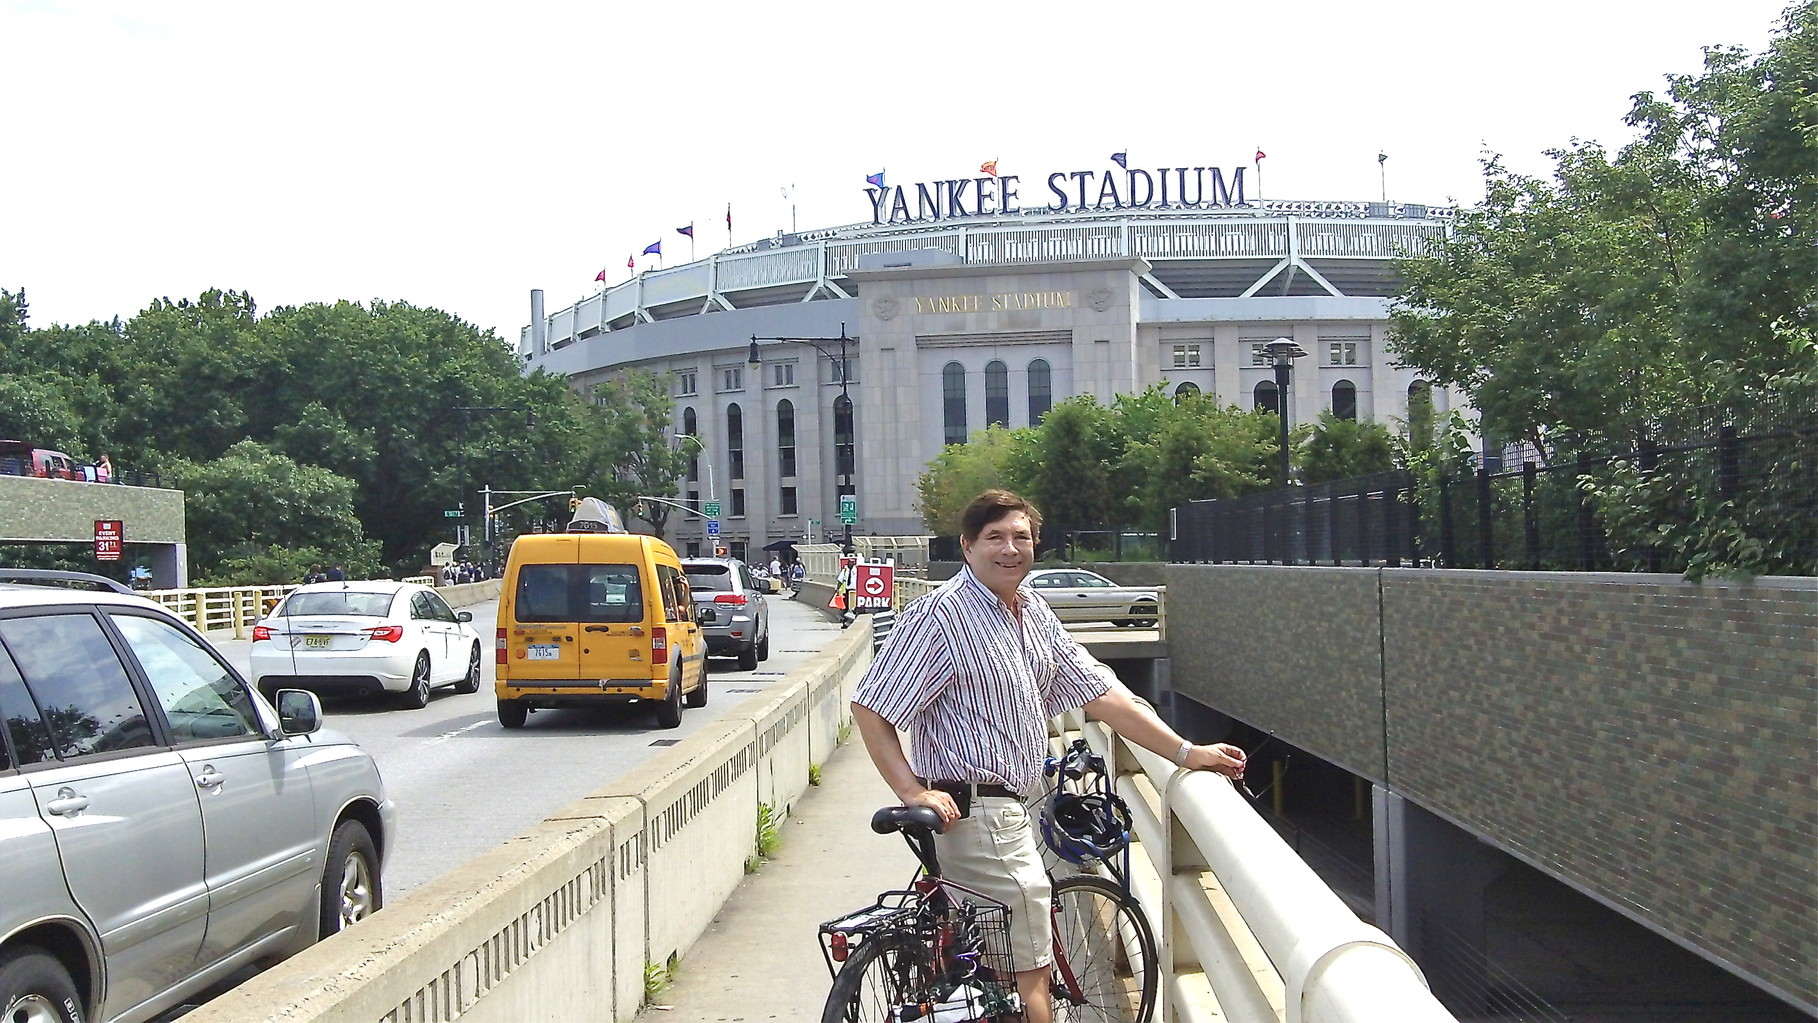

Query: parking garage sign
[[852, 563, 893, 612], [94, 520, 123, 562]]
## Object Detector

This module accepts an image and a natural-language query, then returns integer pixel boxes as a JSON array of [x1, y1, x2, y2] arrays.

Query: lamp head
[[747, 339, 762, 366], [1263, 338, 1307, 367]]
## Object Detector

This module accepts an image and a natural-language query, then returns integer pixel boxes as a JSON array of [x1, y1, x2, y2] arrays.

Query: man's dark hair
[[959, 489, 1042, 542]]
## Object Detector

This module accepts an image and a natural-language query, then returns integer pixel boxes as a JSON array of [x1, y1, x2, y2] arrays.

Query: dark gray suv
[[0, 572, 393, 1023], [681, 558, 770, 670]]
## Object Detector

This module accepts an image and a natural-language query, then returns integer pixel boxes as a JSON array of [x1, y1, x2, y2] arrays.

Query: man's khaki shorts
[[931, 796, 1052, 971]]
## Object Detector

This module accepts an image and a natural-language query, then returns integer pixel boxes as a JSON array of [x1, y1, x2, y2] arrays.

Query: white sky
[[0, 0, 1790, 347]]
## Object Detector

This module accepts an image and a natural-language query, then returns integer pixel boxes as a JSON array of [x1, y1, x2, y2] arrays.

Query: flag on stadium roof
[[627, 254, 634, 269], [865, 171, 885, 188], [1109, 152, 1127, 169], [979, 159, 998, 177], [1255, 149, 1267, 162], [642, 240, 662, 256], [677, 225, 694, 238], [595, 269, 607, 282]]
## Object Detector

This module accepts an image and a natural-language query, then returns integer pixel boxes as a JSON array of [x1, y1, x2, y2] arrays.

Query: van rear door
[[505, 544, 647, 683]]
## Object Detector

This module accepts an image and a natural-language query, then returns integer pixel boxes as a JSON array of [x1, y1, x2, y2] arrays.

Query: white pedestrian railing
[[1053, 710, 1455, 1023]]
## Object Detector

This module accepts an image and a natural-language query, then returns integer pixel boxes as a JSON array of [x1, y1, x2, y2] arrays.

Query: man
[[851, 489, 1245, 1022]]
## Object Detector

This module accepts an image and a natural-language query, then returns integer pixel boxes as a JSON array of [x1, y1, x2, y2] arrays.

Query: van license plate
[[527, 644, 561, 660], [304, 635, 331, 649]]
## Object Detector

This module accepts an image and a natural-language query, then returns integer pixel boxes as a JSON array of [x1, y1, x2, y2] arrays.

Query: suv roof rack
[[0, 569, 135, 594]]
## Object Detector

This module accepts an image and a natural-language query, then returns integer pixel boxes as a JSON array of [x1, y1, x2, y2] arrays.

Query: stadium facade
[[521, 169, 1460, 558]]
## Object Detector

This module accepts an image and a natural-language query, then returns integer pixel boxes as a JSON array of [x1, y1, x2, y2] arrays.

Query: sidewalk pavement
[[635, 734, 919, 1022]]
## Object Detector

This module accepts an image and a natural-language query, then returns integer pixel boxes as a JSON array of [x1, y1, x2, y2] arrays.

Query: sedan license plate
[[304, 635, 332, 649], [527, 644, 561, 661]]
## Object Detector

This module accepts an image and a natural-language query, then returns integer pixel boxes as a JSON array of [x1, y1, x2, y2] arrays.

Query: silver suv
[[681, 558, 770, 671], [0, 571, 394, 1023]]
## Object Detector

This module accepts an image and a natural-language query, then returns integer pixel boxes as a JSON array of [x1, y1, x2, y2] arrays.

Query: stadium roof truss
[[532, 201, 1451, 351]]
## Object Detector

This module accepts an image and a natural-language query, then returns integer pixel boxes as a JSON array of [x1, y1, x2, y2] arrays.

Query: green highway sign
[[444, 510, 462, 518], [840, 494, 857, 524], [704, 501, 722, 517]]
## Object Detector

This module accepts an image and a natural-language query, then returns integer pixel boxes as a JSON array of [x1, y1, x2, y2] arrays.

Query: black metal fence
[[1172, 405, 1818, 576]]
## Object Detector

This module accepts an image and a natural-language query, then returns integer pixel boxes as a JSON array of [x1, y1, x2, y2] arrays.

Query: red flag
[[1255, 149, 1267, 162], [726, 203, 732, 230], [627, 254, 635, 269], [980, 159, 998, 177], [595, 269, 607, 282]]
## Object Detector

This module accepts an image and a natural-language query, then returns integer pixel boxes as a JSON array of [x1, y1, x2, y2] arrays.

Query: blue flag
[[642, 240, 662, 256], [1110, 152, 1127, 169], [676, 225, 694, 238], [865, 171, 885, 188]]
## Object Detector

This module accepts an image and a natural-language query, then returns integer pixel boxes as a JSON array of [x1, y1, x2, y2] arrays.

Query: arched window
[[682, 407, 698, 482], [776, 400, 796, 478], [726, 403, 744, 480], [1028, 359, 1051, 423], [943, 362, 968, 445], [985, 361, 1009, 428], [834, 394, 855, 500], [1174, 381, 1201, 402], [1332, 380, 1357, 421], [1253, 380, 1280, 416]]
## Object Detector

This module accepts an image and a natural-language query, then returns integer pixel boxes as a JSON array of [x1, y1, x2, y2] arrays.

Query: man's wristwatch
[[1173, 741, 1194, 768]]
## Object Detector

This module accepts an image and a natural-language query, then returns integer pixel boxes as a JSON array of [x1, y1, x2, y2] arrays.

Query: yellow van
[[494, 499, 706, 729]]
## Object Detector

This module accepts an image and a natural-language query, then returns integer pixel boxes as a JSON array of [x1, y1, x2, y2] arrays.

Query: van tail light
[[363, 625, 404, 643], [497, 628, 507, 665], [652, 626, 669, 665], [252, 624, 272, 642], [713, 593, 748, 606]]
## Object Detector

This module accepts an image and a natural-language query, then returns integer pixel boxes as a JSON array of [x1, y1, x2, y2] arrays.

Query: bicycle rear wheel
[[1048, 874, 1158, 1023], [822, 931, 936, 1023]]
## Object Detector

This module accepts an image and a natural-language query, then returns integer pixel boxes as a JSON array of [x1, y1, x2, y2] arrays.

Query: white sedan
[[1025, 568, 1162, 628], [250, 580, 484, 708]]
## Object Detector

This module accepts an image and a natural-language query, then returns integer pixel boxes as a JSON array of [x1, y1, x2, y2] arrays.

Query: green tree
[[1297, 413, 1398, 485], [915, 425, 1039, 534], [173, 439, 378, 583], [1120, 394, 1276, 531], [1028, 398, 1119, 529], [586, 371, 689, 534]]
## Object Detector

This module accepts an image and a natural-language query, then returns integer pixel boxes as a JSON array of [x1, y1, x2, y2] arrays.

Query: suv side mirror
[[275, 690, 324, 736]]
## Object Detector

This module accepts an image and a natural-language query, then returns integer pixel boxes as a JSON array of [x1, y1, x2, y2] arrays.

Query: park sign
[[864, 160, 1249, 226], [852, 562, 894, 612]]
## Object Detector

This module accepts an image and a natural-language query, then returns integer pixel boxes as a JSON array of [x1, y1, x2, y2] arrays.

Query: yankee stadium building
[[521, 158, 1460, 557]]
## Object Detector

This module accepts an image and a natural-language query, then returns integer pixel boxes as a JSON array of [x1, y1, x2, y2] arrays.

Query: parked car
[[682, 557, 771, 670], [1025, 568, 1161, 628], [0, 569, 393, 1023], [250, 580, 484, 708]]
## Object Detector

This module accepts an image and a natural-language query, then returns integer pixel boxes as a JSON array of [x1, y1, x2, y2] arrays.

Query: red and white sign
[[94, 520, 124, 562], [852, 563, 894, 611]]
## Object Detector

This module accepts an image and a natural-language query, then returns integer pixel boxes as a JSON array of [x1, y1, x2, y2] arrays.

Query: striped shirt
[[853, 565, 1114, 795]]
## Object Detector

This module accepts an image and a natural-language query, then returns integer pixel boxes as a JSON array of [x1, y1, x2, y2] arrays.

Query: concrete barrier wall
[[1165, 564, 1818, 1013], [182, 618, 876, 1023]]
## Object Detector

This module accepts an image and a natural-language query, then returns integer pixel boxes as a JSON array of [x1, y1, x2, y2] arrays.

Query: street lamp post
[[748, 323, 857, 546], [1263, 339, 1308, 486]]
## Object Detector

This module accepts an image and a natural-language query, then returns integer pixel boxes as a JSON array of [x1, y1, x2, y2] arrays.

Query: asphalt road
[[210, 591, 843, 896]]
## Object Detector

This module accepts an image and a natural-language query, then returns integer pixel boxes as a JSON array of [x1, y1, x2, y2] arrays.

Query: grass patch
[[809, 763, 823, 786], [643, 952, 678, 1003]]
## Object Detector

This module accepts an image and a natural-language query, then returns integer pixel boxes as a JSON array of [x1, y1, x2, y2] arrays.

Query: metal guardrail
[[1055, 711, 1455, 1023]]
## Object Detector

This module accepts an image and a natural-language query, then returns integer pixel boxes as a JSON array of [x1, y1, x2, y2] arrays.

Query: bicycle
[[819, 740, 1158, 1022]]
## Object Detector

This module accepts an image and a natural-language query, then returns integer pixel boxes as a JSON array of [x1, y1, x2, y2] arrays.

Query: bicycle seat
[[871, 804, 943, 835]]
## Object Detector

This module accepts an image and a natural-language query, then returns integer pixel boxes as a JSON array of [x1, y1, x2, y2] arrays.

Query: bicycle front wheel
[[1048, 874, 1158, 1023], [821, 931, 936, 1023]]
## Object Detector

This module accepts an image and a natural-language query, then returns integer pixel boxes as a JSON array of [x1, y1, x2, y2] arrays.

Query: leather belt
[[925, 779, 1023, 802]]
